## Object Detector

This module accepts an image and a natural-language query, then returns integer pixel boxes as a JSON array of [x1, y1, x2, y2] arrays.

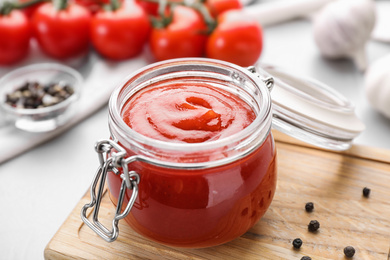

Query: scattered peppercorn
[[308, 220, 320, 232], [300, 256, 311, 260], [344, 246, 355, 258], [305, 202, 314, 212], [362, 187, 370, 198], [5, 81, 74, 109], [292, 238, 303, 249]]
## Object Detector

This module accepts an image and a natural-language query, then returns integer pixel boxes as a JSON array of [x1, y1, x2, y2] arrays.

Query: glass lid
[[253, 63, 365, 151]]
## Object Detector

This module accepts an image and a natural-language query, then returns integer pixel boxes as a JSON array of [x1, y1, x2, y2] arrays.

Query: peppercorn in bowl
[[0, 63, 83, 132]]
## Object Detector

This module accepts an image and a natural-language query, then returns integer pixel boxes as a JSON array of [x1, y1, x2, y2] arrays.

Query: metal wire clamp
[[80, 139, 140, 242], [247, 65, 274, 92]]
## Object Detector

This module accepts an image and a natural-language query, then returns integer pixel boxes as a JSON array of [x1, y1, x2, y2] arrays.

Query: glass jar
[[81, 58, 364, 248]]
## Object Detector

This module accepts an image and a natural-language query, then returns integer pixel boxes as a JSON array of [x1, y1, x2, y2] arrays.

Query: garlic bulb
[[312, 0, 376, 71], [364, 54, 390, 118]]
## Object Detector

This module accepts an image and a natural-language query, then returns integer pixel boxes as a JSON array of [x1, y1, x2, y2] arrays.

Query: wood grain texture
[[45, 130, 390, 260]]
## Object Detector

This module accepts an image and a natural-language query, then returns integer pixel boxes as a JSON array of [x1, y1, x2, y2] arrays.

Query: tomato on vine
[[73, 0, 107, 14], [135, 0, 159, 16], [205, 0, 242, 18], [135, 0, 182, 17], [206, 10, 263, 67], [149, 5, 209, 61], [90, 0, 151, 60], [0, 4, 31, 65], [74, 0, 123, 14], [17, 0, 46, 18], [31, 0, 91, 60]]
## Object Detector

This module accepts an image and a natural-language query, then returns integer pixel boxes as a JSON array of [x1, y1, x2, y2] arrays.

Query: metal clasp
[[247, 65, 274, 92], [81, 139, 140, 242]]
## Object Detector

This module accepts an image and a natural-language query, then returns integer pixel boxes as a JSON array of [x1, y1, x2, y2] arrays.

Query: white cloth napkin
[[0, 46, 148, 164]]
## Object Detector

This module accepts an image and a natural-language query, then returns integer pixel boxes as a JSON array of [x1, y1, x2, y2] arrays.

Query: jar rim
[[108, 58, 272, 154]]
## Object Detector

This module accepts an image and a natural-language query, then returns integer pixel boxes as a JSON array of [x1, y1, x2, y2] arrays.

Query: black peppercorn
[[292, 238, 302, 249], [308, 220, 320, 232], [5, 81, 74, 109], [362, 187, 370, 198], [344, 246, 355, 258], [305, 202, 314, 212], [300, 256, 311, 260]]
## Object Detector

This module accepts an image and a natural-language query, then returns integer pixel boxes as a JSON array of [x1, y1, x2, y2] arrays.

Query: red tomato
[[17, 0, 45, 18], [0, 10, 31, 65], [149, 5, 208, 61], [31, 2, 91, 60], [73, 0, 106, 14], [90, 2, 151, 60], [74, 0, 123, 14], [205, 0, 242, 18], [134, 0, 182, 16], [206, 10, 263, 67], [135, 0, 159, 16]]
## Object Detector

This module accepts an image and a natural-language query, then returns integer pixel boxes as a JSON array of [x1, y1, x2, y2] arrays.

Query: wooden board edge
[[385, 237, 390, 260], [44, 194, 90, 260]]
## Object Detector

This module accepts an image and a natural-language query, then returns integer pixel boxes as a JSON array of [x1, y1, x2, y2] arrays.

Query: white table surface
[[1, 2, 390, 259]]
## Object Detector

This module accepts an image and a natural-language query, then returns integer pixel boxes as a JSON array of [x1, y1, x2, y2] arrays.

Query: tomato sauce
[[121, 82, 256, 143], [107, 81, 277, 248]]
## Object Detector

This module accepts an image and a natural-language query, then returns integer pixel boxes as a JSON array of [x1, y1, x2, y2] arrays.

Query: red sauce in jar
[[108, 81, 277, 248], [122, 82, 256, 143]]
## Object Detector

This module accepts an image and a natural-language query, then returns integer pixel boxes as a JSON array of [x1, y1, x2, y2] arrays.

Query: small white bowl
[[0, 63, 83, 132]]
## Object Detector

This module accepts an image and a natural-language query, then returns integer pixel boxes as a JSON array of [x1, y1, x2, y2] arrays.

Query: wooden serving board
[[44, 131, 390, 260]]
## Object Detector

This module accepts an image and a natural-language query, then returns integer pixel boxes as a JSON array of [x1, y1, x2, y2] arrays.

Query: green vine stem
[[0, 2, 14, 15], [0, 0, 48, 15], [191, 1, 217, 33], [103, 0, 121, 11], [142, 0, 216, 32], [17, 0, 48, 9], [157, 0, 167, 18], [53, 0, 68, 11]]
